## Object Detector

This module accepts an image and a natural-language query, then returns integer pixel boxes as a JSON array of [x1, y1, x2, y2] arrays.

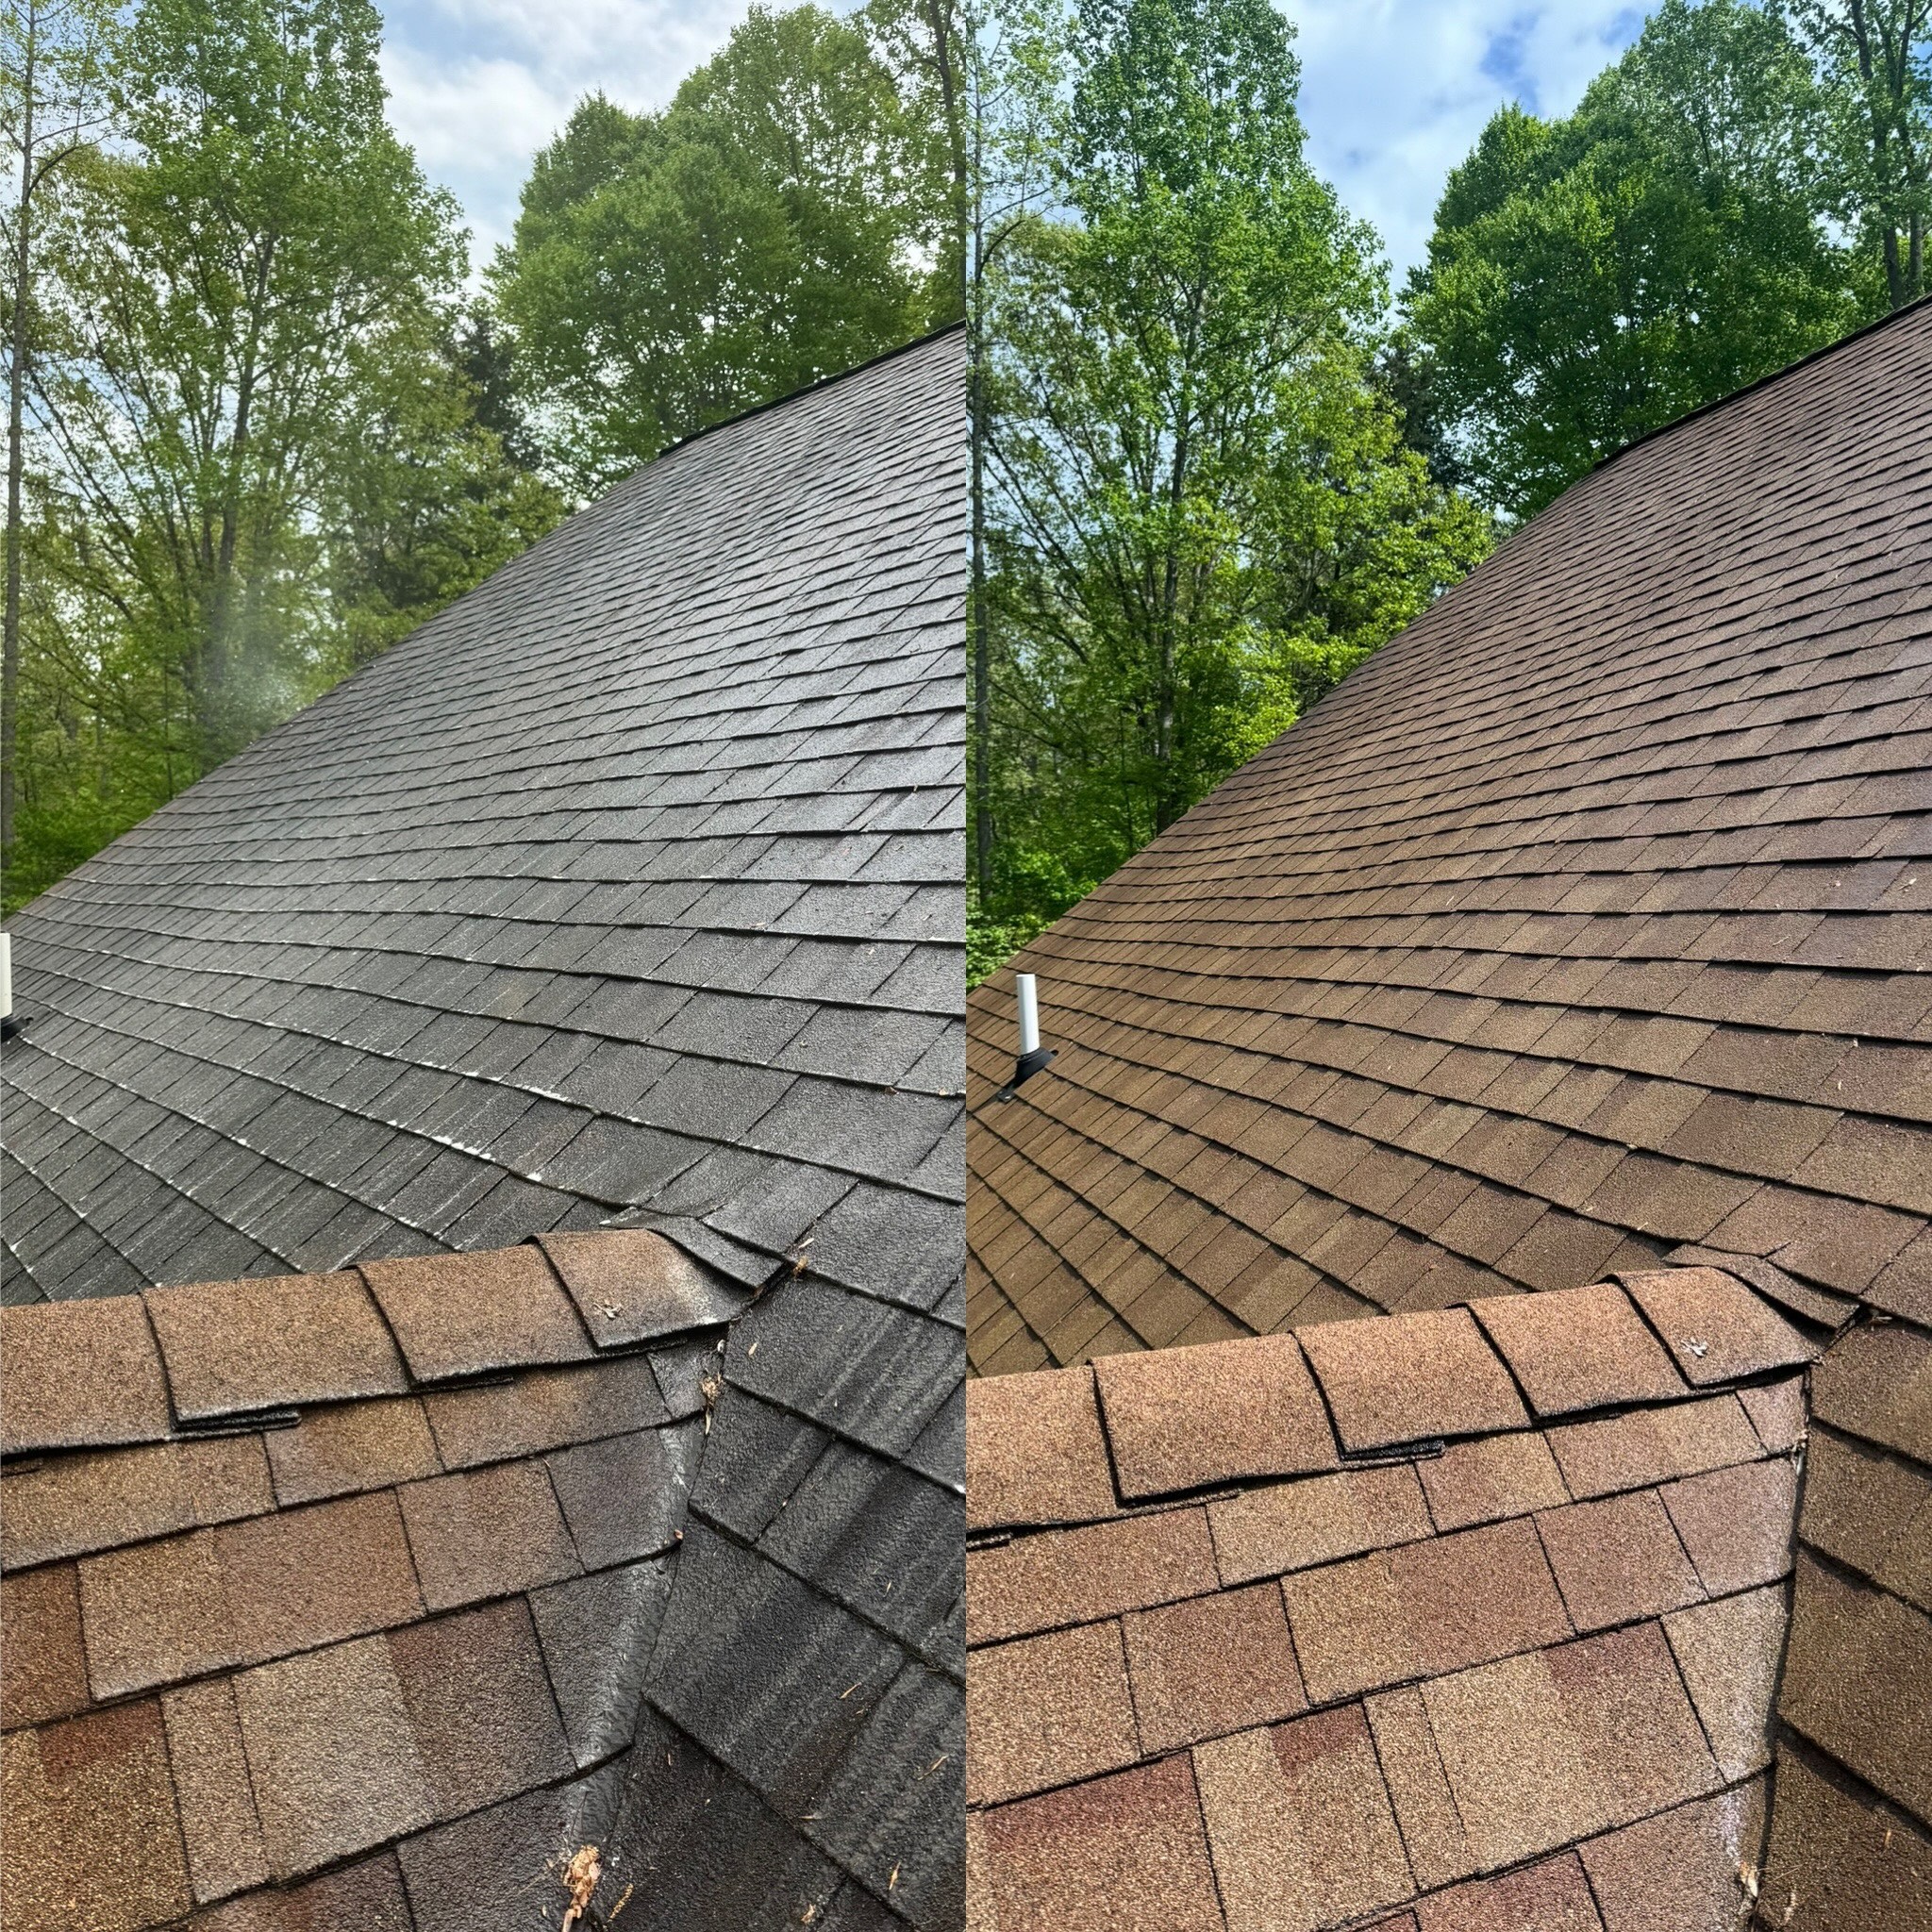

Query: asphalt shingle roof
[[963, 301, 1932, 1931], [1, 329, 967, 1931], [5, 330, 964, 1310]]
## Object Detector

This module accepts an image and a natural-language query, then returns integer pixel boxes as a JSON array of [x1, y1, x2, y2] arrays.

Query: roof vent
[[0, 933, 16, 1042], [993, 972, 1055, 1101]]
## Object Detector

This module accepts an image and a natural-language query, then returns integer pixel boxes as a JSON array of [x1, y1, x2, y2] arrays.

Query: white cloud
[[378, 0, 752, 271], [376, 0, 1650, 284], [1289, 1, 1647, 282]]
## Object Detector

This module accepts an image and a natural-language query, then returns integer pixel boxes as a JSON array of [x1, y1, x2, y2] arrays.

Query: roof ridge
[[1586, 291, 1932, 483], [651, 318, 967, 466], [0, 1229, 757, 1458], [968, 1265, 1821, 1529]]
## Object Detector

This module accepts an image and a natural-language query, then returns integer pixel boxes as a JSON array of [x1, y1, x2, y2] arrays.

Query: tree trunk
[[3, 2, 37, 859], [968, 63, 991, 894]]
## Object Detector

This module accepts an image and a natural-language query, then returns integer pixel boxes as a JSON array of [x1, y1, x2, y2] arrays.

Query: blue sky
[[376, 0, 1648, 282]]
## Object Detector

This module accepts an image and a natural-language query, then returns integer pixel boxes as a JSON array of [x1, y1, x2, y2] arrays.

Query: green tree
[[1, 0, 110, 862], [1782, 0, 1931, 304], [979, 0, 1486, 929], [492, 3, 960, 493], [6, 0, 552, 913], [1407, 0, 1871, 520], [34, 0, 471, 769]]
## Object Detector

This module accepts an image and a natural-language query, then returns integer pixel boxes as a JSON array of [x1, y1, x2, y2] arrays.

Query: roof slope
[[964, 1267, 1932, 1931], [1, 1233, 963, 1929], [0, 337, 967, 1930], [5, 328, 965, 1314], [966, 299, 1932, 1375]]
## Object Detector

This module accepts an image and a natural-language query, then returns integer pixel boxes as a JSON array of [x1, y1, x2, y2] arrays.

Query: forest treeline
[[968, 0, 1930, 977], [3, 0, 1927, 946], [0, 0, 961, 910]]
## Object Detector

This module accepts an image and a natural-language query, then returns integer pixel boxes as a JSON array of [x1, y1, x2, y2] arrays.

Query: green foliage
[[5, 0, 562, 909], [491, 3, 961, 493], [1779, 0, 1931, 306], [973, 0, 1490, 958], [1407, 0, 1879, 520]]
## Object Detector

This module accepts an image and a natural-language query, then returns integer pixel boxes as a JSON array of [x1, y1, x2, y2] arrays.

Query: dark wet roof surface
[[5, 330, 965, 1312], [1, 332, 967, 1931]]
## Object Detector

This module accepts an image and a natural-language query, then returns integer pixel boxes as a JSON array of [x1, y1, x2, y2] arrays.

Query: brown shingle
[[1616, 1266, 1813, 1387], [1419, 1623, 1719, 1870], [1739, 1374, 1807, 1454], [1283, 1517, 1572, 1703], [1779, 1552, 1932, 1822], [0, 1699, 191, 1931], [1208, 1462, 1431, 1588], [967, 1621, 1140, 1806], [1124, 1582, 1306, 1754], [0, 1297, 171, 1455], [1661, 1586, 1785, 1781], [967, 1366, 1118, 1531], [0, 1562, 90, 1729], [1545, 1393, 1762, 1499], [143, 1271, 406, 1422], [1578, 1784, 1767, 1932], [232, 1635, 435, 1878], [1657, 1456, 1798, 1593], [162, 1677, 270, 1904], [388, 1599, 575, 1818], [1799, 1427, 1932, 1611], [1418, 1431, 1568, 1533], [1297, 1307, 1526, 1452], [78, 1491, 425, 1698], [358, 1243, 593, 1382], [544, 1423, 696, 1569], [396, 1459, 580, 1611], [1809, 1319, 1932, 1463], [535, 1225, 747, 1345], [263, 1394, 441, 1507], [1365, 1685, 1471, 1889], [0, 1433, 274, 1570], [967, 1508, 1219, 1646], [1193, 1707, 1414, 1931], [1470, 1283, 1687, 1418], [178, 1850, 415, 1930], [420, 1354, 668, 1469], [1534, 1490, 1706, 1632], [1091, 1334, 1339, 1498], [967, 1755, 1223, 1931], [1413, 1852, 1602, 1932]]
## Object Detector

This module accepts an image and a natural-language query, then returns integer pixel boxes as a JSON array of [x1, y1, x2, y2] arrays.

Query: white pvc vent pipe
[[1015, 972, 1041, 1057]]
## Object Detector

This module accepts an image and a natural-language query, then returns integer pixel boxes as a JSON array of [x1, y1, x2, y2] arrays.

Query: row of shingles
[[1757, 1309, 1932, 1926], [981, 889, 1932, 1344], [4, 873, 961, 1298], [963, 1274, 1816, 1926], [608, 1262, 966, 1932], [996, 471, 1932, 981], [986, 960, 1914, 1317], [1058, 537, 1932, 942], [0, 1237, 728, 1927]]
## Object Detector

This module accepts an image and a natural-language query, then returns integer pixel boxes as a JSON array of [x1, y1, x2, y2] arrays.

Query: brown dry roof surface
[[965, 1266, 1932, 1930], [967, 300, 1932, 1380], [1, 1229, 964, 1930]]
